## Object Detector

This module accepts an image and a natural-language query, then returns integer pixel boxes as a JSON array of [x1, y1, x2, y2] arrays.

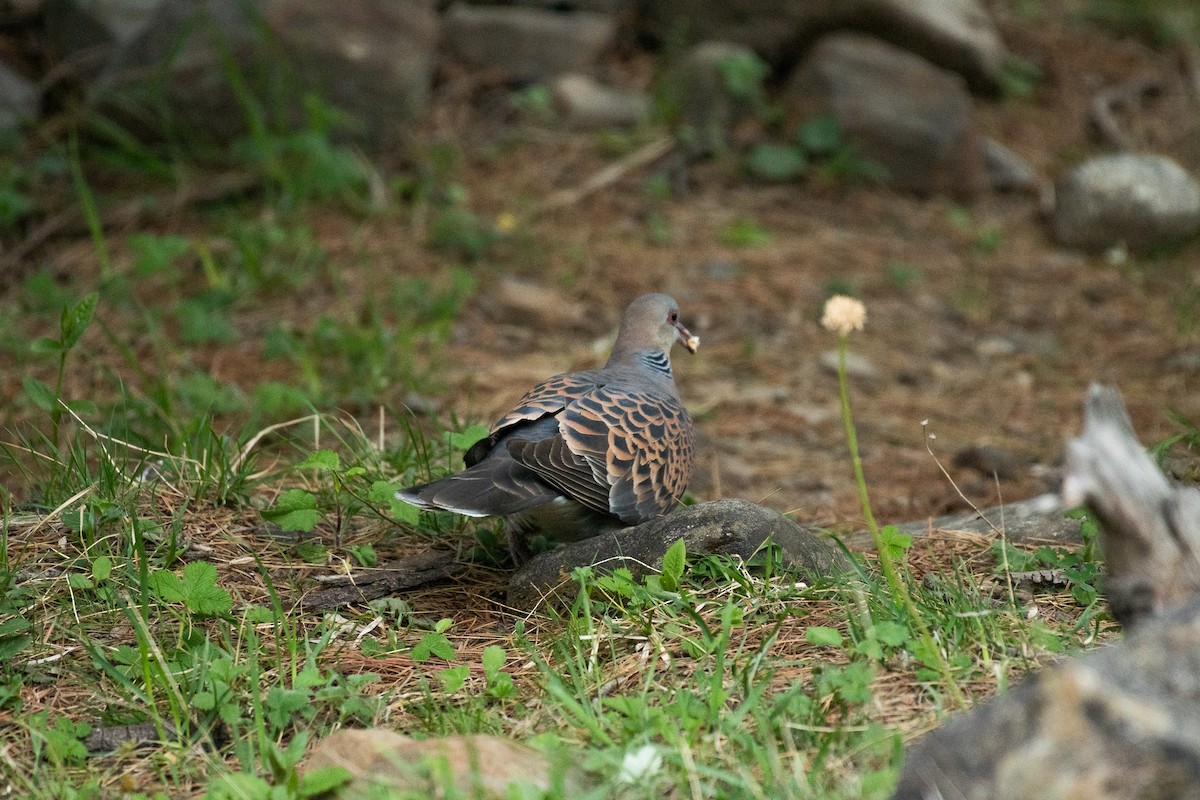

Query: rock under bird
[[396, 293, 699, 562]]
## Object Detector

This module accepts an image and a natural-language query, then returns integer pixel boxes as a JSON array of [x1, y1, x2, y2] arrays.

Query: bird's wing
[[464, 371, 601, 467], [507, 385, 694, 524]]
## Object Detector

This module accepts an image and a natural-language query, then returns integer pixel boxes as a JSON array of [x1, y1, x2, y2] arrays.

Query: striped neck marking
[[636, 349, 672, 378]]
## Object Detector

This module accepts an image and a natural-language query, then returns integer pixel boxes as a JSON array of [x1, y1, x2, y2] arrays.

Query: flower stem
[[836, 336, 965, 708]]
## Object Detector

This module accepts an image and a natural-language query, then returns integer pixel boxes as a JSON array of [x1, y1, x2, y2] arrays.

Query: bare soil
[[417, 9, 1200, 536]]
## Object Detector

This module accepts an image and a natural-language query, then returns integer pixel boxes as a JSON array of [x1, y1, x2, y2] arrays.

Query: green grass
[[0, 339, 1110, 799], [0, 74, 1121, 800]]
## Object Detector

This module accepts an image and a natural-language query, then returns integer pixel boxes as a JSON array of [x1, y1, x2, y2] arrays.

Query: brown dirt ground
[[415, 9, 1200, 535]]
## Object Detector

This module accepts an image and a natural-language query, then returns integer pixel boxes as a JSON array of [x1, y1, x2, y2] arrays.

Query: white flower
[[617, 744, 663, 784], [821, 295, 867, 336]]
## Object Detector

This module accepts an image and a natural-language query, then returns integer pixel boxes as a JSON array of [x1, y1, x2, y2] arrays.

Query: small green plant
[[25, 291, 99, 447], [719, 217, 773, 247], [148, 561, 235, 619], [510, 84, 556, 124], [412, 618, 457, 663], [743, 114, 887, 185], [997, 54, 1043, 99], [427, 184, 500, 261], [745, 142, 807, 181], [948, 206, 1005, 255], [231, 93, 371, 211], [129, 233, 193, 279], [0, 163, 34, 232], [21, 270, 76, 315], [26, 712, 91, 769], [0, 559, 32, 709], [885, 261, 923, 290], [795, 114, 842, 157], [174, 291, 238, 344], [208, 732, 352, 800], [718, 50, 770, 104]]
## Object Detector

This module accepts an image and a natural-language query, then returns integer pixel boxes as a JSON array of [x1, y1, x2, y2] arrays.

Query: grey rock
[[90, 0, 437, 149], [660, 40, 760, 154], [952, 444, 1020, 481], [89, 0, 260, 142], [508, 499, 849, 608], [44, 0, 160, 57], [1052, 154, 1200, 254], [640, 0, 1009, 93], [785, 33, 985, 197], [641, 0, 834, 64], [866, 0, 1008, 94], [306, 729, 590, 797], [549, 73, 650, 129], [893, 598, 1200, 800], [264, 0, 438, 149], [0, 62, 38, 134], [980, 137, 1038, 192], [442, 4, 616, 82]]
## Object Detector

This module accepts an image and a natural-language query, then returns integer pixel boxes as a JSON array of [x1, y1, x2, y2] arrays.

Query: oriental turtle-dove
[[397, 293, 699, 562]]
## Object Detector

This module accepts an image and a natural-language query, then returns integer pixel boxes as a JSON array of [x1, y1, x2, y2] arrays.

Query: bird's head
[[611, 293, 699, 362]]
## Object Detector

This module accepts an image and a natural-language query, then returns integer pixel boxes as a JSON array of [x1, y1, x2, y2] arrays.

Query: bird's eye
[[668, 309, 678, 323]]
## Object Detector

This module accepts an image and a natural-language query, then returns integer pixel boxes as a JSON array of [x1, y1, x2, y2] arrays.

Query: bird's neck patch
[[635, 349, 673, 378]]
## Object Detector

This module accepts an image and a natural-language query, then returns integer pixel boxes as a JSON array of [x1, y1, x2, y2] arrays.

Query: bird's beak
[[676, 321, 699, 354]]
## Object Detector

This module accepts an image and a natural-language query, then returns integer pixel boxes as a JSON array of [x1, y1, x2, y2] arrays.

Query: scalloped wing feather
[[509, 385, 694, 524], [465, 371, 603, 467]]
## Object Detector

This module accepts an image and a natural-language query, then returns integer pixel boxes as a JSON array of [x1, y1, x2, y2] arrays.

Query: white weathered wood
[[1062, 384, 1200, 626]]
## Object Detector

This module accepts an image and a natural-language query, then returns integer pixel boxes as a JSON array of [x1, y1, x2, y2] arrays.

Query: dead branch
[[1062, 384, 1200, 628], [301, 550, 464, 612]]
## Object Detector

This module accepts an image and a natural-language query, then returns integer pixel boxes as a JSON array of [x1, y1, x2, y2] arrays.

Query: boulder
[[660, 40, 761, 154], [1051, 154, 1200, 254], [549, 73, 650, 129], [306, 729, 588, 798], [89, 0, 438, 149], [43, 0, 160, 58], [639, 0, 1009, 93], [785, 33, 985, 197], [264, 0, 437, 149], [508, 499, 848, 608], [442, 4, 616, 82]]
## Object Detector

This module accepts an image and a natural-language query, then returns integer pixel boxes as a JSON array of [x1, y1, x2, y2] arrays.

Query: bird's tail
[[396, 457, 556, 518]]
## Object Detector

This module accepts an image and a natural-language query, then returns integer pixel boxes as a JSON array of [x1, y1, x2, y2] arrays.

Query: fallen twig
[[532, 135, 675, 217]]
